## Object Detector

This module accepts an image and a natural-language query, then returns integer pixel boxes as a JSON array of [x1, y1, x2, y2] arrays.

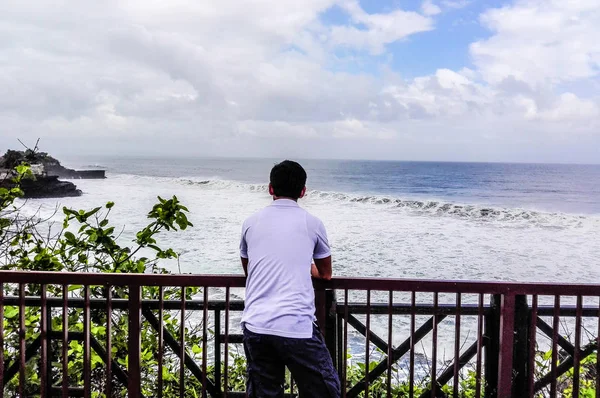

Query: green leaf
[[84, 207, 102, 218], [15, 164, 30, 175], [64, 231, 76, 243], [68, 284, 83, 292], [4, 306, 18, 319]]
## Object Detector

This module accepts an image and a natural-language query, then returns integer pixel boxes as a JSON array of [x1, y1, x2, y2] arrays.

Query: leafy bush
[[1, 163, 206, 396]]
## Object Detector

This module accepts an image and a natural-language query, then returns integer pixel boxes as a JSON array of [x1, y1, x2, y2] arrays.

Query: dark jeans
[[243, 323, 341, 397]]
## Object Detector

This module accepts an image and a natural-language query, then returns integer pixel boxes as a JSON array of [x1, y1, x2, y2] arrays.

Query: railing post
[[45, 304, 53, 398], [215, 309, 222, 394], [128, 284, 142, 397], [314, 286, 337, 365], [498, 294, 516, 398], [512, 295, 529, 397], [315, 287, 327, 333], [485, 294, 501, 398], [324, 290, 338, 367]]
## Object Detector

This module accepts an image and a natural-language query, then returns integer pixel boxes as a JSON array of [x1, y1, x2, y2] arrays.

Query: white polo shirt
[[240, 199, 331, 338]]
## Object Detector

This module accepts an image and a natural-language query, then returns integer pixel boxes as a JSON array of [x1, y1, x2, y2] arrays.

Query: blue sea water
[[69, 157, 600, 214], [27, 156, 600, 285], [19, 156, 599, 354]]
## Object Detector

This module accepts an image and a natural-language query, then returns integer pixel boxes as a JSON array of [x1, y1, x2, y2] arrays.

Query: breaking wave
[[168, 176, 592, 228]]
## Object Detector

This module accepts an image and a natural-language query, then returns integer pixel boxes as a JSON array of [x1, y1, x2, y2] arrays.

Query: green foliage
[[1, 163, 204, 396], [535, 347, 598, 398]]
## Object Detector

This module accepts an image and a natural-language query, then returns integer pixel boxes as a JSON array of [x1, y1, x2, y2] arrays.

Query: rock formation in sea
[[0, 149, 104, 198]]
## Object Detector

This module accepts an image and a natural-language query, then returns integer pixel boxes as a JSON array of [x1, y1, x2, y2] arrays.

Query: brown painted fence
[[1, 270, 600, 397]]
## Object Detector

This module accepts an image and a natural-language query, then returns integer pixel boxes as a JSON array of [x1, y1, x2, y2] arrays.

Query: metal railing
[[1, 271, 600, 397]]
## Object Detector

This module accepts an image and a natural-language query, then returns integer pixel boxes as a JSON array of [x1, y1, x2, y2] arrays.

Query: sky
[[1, 0, 599, 163]]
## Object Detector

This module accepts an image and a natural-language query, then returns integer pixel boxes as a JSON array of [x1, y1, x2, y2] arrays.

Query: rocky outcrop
[[45, 165, 106, 179], [1, 149, 106, 179], [1, 149, 89, 199], [0, 172, 82, 199], [16, 175, 82, 198]]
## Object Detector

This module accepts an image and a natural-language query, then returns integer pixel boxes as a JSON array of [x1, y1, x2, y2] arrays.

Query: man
[[239, 160, 341, 398]]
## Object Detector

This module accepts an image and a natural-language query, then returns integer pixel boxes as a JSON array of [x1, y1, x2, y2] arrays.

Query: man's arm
[[241, 257, 249, 277], [312, 218, 332, 280], [311, 256, 332, 280], [240, 221, 249, 276]]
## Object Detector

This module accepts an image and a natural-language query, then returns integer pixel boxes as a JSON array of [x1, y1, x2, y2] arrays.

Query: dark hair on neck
[[270, 160, 307, 199]]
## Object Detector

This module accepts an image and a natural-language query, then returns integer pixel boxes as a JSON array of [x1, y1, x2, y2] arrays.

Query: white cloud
[[441, 0, 471, 9], [516, 92, 599, 122], [0, 0, 598, 163], [471, 0, 600, 85], [330, 0, 434, 54], [237, 120, 318, 139], [332, 118, 395, 139], [383, 69, 494, 118], [422, 0, 442, 16]]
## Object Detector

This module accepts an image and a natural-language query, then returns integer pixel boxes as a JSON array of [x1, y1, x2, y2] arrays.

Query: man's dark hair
[[270, 160, 307, 199]]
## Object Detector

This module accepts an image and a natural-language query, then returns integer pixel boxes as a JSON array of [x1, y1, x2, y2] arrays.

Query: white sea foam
[[16, 173, 600, 287], [143, 175, 593, 228]]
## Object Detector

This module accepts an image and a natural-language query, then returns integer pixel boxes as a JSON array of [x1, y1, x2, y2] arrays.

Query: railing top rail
[[321, 278, 600, 296], [0, 271, 248, 288], [1, 270, 600, 296]]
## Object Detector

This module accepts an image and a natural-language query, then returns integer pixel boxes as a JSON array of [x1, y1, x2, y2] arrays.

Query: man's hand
[[311, 263, 320, 278], [241, 257, 249, 277], [311, 256, 332, 280]]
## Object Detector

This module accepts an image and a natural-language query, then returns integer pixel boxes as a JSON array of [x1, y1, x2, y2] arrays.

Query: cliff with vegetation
[[0, 149, 82, 198]]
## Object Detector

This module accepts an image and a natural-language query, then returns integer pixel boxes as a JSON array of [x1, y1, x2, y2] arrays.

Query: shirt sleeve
[[313, 219, 331, 260], [240, 221, 249, 259]]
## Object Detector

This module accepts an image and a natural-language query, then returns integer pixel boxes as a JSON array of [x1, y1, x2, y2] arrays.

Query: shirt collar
[[270, 198, 300, 207]]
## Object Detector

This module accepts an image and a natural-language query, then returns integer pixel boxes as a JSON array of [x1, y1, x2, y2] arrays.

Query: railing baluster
[[550, 295, 560, 397], [387, 291, 392, 398], [343, 289, 348, 398], [498, 293, 515, 394], [215, 309, 222, 394], [105, 285, 112, 398], [202, 286, 208, 398], [337, 311, 343, 376], [431, 292, 438, 398], [453, 293, 461, 397], [128, 284, 142, 397], [224, 286, 230, 397], [62, 284, 68, 398], [365, 289, 371, 398], [475, 293, 483, 398], [180, 286, 186, 398], [40, 284, 47, 398], [158, 286, 164, 398], [528, 294, 538, 397], [45, 303, 52, 398], [18, 283, 25, 398], [410, 291, 416, 397], [83, 285, 91, 398], [573, 295, 583, 397]]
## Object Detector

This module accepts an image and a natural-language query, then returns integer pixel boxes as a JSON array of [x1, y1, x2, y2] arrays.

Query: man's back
[[240, 199, 330, 338], [239, 160, 340, 398]]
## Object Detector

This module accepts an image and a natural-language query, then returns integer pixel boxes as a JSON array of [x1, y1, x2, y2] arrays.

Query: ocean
[[29, 156, 599, 284], [14, 156, 600, 363]]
